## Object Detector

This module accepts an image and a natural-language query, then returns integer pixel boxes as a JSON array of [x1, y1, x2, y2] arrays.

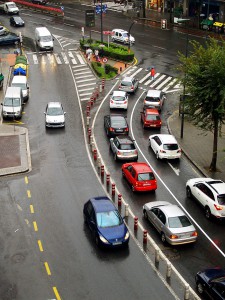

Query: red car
[[140, 108, 162, 129], [122, 162, 157, 192]]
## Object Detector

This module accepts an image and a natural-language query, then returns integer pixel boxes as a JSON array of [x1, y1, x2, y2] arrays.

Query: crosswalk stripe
[[156, 76, 172, 90], [76, 78, 96, 83], [162, 78, 177, 92], [75, 74, 94, 79], [61, 52, 69, 64], [47, 53, 55, 64], [33, 54, 38, 64], [144, 73, 160, 85], [80, 92, 93, 96], [76, 53, 85, 64], [77, 82, 96, 88], [139, 72, 151, 83], [149, 74, 166, 88], [79, 87, 94, 92], [53, 53, 62, 64], [130, 67, 143, 78]]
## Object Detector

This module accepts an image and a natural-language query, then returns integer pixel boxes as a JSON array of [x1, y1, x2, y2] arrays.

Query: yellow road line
[[53, 287, 61, 300], [33, 221, 38, 231], [25, 176, 28, 184], [30, 205, 34, 213], [27, 190, 31, 198], [44, 262, 51, 275], [38, 240, 43, 252], [134, 57, 138, 65]]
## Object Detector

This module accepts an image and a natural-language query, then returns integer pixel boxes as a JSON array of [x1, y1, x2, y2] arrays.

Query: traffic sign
[[102, 57, 108, 63], [103, 31, 113, 35]]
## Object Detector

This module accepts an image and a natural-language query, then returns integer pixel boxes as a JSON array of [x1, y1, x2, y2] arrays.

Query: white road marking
[[156, 76, 172, 90], [61, 52, 69, 64], [33, 54, 38, 64], [167, 162, 180, 176], [144, 72, 160, 85], [53, 53, 62, 64]]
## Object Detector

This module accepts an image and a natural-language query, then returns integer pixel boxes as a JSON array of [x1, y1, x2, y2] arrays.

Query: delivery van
[[1, 86, 23, 119], [11, 75, 29, 102], [35, 27, 54, 51]]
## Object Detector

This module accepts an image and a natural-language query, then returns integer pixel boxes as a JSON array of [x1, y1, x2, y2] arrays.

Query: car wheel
[[106, 129, 109, 136], [156, 152, 160, 160], [143, 210, 148, 220], [131, 185, 135, 192], [161, 232, 166, 243], [196, 282, 204, 294], [186, 186, 192, 198], [122, 171, 125, 177], [205, 206, 211, 219], [114, 153, 117, 161]]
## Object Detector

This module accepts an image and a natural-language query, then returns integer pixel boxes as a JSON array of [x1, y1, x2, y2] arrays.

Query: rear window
[[163, 143, 179, 150], [145, 96, 160, 102], [168, 216, 192, 228], [120, 144, 135, 150], [111, 118, 127, 127], [121, 81, 132, 87], [137, 172, 155, 181], [217, 195, 225, 205], [146, 115, 160, 121], [112, 96, 126, 101]]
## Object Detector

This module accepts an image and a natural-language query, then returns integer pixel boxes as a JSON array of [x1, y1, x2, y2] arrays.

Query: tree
[[177, 38, 225, 172]]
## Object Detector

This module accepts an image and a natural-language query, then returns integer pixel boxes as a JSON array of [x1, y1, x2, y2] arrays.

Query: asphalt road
[[0, 2, 224, 299]]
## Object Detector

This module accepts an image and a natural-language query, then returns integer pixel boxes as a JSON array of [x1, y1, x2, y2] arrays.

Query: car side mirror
[[64, 112, 66, 114], [44, 112, 46, 114]]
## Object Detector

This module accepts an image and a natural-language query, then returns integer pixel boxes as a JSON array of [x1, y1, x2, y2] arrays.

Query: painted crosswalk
[[53, 35, 80, 51], [123, 66, 182, 93], [26, 51, 86, 66]]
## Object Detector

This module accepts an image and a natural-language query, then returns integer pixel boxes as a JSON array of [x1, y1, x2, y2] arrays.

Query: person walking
[[150, 67, 156, 80]]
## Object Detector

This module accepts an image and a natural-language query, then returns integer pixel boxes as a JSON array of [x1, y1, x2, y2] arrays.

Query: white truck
[[0, 2, 19, 14]]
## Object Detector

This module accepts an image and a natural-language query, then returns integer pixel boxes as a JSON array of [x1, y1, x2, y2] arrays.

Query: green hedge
[[91, 62, 118, 79], [80, 39, 134, 62]]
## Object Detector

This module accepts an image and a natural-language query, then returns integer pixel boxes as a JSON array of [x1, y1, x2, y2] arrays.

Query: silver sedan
[[143, 201, 198, 245]]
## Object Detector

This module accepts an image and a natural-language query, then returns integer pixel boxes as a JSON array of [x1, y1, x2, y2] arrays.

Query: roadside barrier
[[14, 0, 64, 16], [134, 216, 138, 230]]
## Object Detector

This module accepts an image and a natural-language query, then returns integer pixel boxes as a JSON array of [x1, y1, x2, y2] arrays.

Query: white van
[[11, 75, 29, 101], [35, 27, 54, 51], [1, 86, 23, 119]]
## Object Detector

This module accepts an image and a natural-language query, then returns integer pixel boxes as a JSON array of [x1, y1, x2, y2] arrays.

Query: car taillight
[[214, 204, 223, 210], [124, 100, 127, 104], [170, 234, 178, 239], [177, 149, 182, 153], [191, 231, 198, 237], [125, 128, 129, 132], [109, 127, 114, 132], [117, 151, 121, 155], [110, 100, 114, 103], [134, 150, 138, 154], [160, 150, 166, 153], [131, 86, 134, 90]]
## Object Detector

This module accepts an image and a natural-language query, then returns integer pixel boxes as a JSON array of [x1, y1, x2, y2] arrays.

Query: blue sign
[[95, 4, 107, 14], [61, 6, 64, 11]]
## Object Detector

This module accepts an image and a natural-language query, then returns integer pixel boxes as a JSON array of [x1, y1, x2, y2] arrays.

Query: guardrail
[[13, 0, 64, 16]]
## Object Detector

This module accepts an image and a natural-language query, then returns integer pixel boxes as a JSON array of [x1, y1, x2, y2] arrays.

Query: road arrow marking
[[168, 162, 180, 176]]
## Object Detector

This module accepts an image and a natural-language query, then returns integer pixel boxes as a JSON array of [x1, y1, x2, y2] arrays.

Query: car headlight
[[15, 110, 20, 115], [125, 231, 130, 240], [99, 235, 109, 244]]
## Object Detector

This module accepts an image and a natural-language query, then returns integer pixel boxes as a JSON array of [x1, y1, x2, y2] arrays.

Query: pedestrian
[[94, 49, 99, 62], [86, 48, 92, 61], [150, 67, 156, 80]]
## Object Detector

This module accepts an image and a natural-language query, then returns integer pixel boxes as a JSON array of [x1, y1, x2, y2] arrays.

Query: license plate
[[150, 124, 157, 127], [113, 241, 122, 245], [143, 183, 151, 186], [116, 130, 123, 133]]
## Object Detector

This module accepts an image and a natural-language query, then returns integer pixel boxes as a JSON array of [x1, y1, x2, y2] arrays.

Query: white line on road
[[167, 162, 180, 176]]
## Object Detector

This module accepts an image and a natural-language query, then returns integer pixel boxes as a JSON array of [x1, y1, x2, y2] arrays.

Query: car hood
[[46, 115, 64, 123], [3, 105, 21, 112], [98, 224, 128, 241]]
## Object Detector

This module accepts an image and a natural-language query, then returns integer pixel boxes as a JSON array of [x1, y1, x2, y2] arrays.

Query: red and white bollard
[[102, 78, 105, 90], [118, 194, 122, 206], [86, 105, 90, 115], [134, 217, 138, 230], [93, 92, 96, 102], [90, 96, 94, 106], [95, 88, 99, 98], [143, 230, 148, 244], [93, 149, 97, 161], [88, 128, 92, 144], [112, 183, 115, 196], [106, 174, 110, 186], [100, 165, 104, 177]]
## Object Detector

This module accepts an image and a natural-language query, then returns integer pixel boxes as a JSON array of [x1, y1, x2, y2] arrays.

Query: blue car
[[195, 267, 225, 299], [83, 196, 129, 248], [0, 32, 20, 46]]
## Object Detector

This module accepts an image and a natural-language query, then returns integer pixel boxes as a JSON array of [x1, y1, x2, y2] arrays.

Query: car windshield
[[111, 118, 127, 127], [121, 81, 132, 87], [146, 115, 160, 121], [40, 36, 52, 42], [145, 96, 160, 102], [138, 172, 155, 181], [4, 98, 20, 106], [112, 96, 125, 101], [14, 17, 21, 21], [96, 210, 123, 228], [8, 3, 16, 8], [120, 144, 135, 150], [47, 107, 63, 116], [217, 194, 225, 205], [122, 33, 128, 37], [168, 215, 192, 228], [163, 143, 179, 150]]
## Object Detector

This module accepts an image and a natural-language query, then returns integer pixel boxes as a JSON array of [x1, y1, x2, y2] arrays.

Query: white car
[[111, 29, 135, 45], [149, 134, 181, 160], [0, 26, 6, 36], [186, 178, 225, 219], [110, 91, 128, 110], [44, 102, 66, 128], [143, 89, 166, 111]]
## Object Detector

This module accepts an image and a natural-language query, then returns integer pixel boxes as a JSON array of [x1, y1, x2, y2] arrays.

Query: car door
[[153, 209, 166, 233], [210, 282, 225, 300], [151, 136, 161, 153], [86, 202, 97, 234], [124, 165, 134, 185], [111, 137, 118, 154], [192, 183, 212, 207], [104, 115, 110, 131]]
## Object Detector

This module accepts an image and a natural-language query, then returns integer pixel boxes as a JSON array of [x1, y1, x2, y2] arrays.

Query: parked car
[[140, 108, 162, 129], [44, 102, 66, 128], [122, 162, 157, 192], [10, 16, 25, 26], [83, 196, 130, 248], [32, 0, 47, 4], [186, 178, 225, 220], [149, 134, 182, 160], [111, 28, 135, 44], [143, 201, 198, 245], [110, 90, 128, 110], [143, 89, 166, 111], [110, 135, 138, 161], [0, 32, 19, 45], [118, 76, 139, 94], [104, 114, 129, 137], [195, 267, 225, 299], [0, 25, 6, 35]]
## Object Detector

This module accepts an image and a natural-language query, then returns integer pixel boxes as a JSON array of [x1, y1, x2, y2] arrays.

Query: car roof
[[144, 201, 185, 217], [109, 114, 126, 120], [129, 162, 152, 172], [145, 108, 159, 115], [47, 102, 62, 108], [206, 180, 225, 194], [146, 89, 161, 96], [90, 196, 116, 212], [151, 134, 178, 143], [112, 29, 128, 33], [116, 135, 134, 144], [112, 91, 126, 97], [121, 76, 134, 82]]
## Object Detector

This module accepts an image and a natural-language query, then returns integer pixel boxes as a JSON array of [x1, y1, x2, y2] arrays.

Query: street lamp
[[128, 20, 137, 52]]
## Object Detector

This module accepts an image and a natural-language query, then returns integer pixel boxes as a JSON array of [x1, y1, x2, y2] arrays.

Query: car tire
[[106, 129, 109, 136], [142, 122, 145, 129], [186, 186, 192, 198], [161, 232, 166, 243], [196, 282, 204, 294], [156, 152, 160, 160], [114, 153, 117, 161], [131, 185, 135, 192], [122, 171, 125, 177], [205, 206, 211, 219]]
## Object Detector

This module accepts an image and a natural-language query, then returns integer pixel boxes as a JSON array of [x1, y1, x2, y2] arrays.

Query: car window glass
[[111, 118, 126, 127], [127, 165, 133, 172], [47, 107, 63, 116], [137, 172, 155, 181], [158, 210, 166, 224], [146, 96, 160, 102], [96, 210, 122, 228], [120, 144, 135, 150], [114, 140, 120, 148], [163, 143, 179, 150], [152, 208, 159, 216], [146, 114, 159, 121], [154, 136, 161, 145], [86, 202, 93, 216], [217, 195, 225, 205], [204, 186, 214, 200], [131, 169, 136, 178], [168, 216, 192, 228], [211, 283, 225, 297]]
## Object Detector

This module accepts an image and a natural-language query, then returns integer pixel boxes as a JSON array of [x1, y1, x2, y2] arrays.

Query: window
[[137, 172, 155, 181], [120, 144, 135, 150], [146, 114, 159, 121], [168, 216, 192, 228], [217, 195, 225, 205], [163, 143, 179, 150], [96, 210, 122, 228], [158, 210, 166, 224]]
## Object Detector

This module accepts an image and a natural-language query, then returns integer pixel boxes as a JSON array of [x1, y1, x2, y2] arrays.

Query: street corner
[[0, 53, 17, 67]]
